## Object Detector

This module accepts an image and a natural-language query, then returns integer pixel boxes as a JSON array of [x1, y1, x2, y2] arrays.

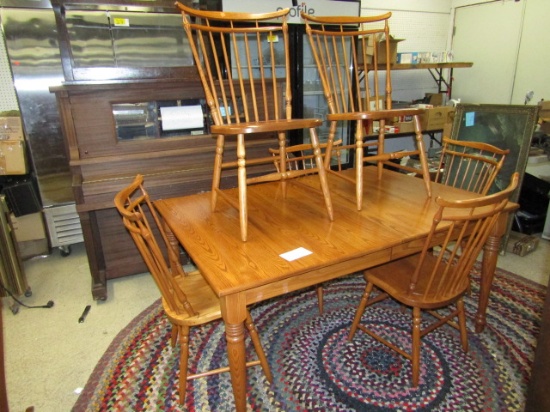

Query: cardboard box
[[10, 212, 49, 260], [394, 114, 415, 134], [373, 122, 400, 134], [361, 34, 404, 65], [538, 101, 550, 134], [538, 100, 550, 121], [507, 233, 539, 257], [443, 110, 455, 137], [425, 93, 444, 106], [0, 115, 24, 141], [0, 140, 28, 175], [420, 106, 454, 131], [10, 212, 46, 242], [17, 238, 49, 260]]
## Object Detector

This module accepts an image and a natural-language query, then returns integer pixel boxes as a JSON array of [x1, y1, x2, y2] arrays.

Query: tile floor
[[2, 233, 549, 411]]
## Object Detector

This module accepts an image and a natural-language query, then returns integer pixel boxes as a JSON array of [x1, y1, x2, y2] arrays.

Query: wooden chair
[[177, 3, 333, 242], [348, 172, 519, 387], [434, 137, 509, 195], [114, 175, 272, 405], [302, 12, 432, 210]]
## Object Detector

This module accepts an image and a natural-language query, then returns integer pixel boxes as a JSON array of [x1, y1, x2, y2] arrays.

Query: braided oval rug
[[73, 265, 545, 411]]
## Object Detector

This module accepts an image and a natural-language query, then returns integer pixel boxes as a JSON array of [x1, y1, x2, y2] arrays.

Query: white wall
[[451, 0, 550, 105], [361, 0, 453, 102], [511, 0, 550, 104], [360, 0, 453, 152], [450, 1, 524, 104]]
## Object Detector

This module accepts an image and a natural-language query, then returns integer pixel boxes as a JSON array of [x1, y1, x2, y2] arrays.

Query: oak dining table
[[154, 166, 518, 411]]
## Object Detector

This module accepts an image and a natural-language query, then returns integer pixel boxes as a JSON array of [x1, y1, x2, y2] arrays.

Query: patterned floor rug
[[73, 265, 545, 411]]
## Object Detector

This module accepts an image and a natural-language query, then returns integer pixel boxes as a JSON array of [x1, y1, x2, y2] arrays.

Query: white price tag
[[280, 247, 312, 261]]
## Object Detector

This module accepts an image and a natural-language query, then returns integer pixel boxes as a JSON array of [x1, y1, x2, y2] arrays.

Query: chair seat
[[211, 118, 323, 135], [163, 270, 222, 327], [365, 254, 470, 309]]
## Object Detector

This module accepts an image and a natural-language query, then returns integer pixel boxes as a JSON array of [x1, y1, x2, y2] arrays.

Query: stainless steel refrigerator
[[0, 0, 83, 254]]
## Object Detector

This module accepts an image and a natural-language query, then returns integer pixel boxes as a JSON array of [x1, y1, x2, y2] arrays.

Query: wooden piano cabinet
[[51, 77, 276, 300]]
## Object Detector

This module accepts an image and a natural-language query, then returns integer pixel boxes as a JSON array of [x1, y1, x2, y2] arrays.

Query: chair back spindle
[[435, 137, 509, 195]]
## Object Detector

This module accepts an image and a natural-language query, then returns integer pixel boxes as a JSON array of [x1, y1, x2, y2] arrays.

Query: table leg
[[221, 294, 248, 412], [475, 213, 508, 333]]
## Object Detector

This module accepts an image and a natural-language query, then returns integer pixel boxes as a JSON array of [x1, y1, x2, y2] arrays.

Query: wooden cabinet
[[51, 77, 275, 299]]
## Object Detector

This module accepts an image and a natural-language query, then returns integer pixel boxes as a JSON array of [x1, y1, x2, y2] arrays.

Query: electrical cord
[[0, 280, 54, 310]]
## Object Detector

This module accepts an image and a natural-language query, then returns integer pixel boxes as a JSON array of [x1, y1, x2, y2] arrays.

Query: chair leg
[[211, 134, 225, 212], [411, 307, 421, 387], [354, 120, 364, 211], [412, 114, 432, 198], [236, 133, 248, 242], [170, 323, 178, 347], [277, 131, 289, 199], [348, 282, 374, 341], [322, 131, 335, 171], [178, 325, 191, 405], [457, 299, 469, 352], [376, 121, 385, 181], [316, 285, 324, 314], [308, 127, 333, 221], [244, 312, 273, 383]]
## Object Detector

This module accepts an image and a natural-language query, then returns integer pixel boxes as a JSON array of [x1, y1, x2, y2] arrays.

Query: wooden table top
[[155, 167, 490, 301]]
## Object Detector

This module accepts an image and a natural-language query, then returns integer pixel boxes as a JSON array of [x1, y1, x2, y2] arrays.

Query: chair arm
[[211, 118, 322, 135], [328, 108, 425, 122]]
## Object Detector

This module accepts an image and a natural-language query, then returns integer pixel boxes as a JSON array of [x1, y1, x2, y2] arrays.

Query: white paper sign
[[280, 247, 312, 261]]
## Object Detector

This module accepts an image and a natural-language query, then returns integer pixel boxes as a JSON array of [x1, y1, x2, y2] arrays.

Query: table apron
[[244, 248, 392, 304]]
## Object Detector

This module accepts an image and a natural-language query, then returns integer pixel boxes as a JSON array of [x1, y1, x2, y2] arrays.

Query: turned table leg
[[221, 294, 248, 412], [475, 213, 508, 333]]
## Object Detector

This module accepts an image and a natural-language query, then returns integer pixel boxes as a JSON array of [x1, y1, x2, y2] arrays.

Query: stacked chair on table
[[302, 12, 433, 211], [114, 175, 272, 405], [176, 3, 334, 242]]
